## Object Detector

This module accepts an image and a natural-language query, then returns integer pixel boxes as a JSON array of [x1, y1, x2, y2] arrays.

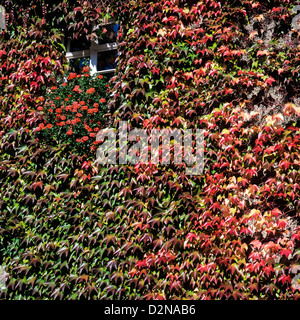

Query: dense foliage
[[0, 0, 300, 299]]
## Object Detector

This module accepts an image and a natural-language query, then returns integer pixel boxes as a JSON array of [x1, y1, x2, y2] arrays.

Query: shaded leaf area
[[0, 129, 121, 299], [0, 0, 300, 300]]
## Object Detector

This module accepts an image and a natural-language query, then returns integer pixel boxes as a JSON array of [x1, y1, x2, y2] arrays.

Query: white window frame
[[65, 19, 118, 76]]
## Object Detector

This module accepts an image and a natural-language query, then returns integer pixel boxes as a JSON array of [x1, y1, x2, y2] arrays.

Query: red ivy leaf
[[250, 240, 262, 250], [280, 248, 292, 258], [257, 50, 268, 57], [264, 77, 276, 86], [278, 274, 291, 285]]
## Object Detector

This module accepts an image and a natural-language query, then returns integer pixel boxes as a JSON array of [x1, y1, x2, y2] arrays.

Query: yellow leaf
[[230, 207, 236, 215], [157, 28, 167, 37], [250, 30, 258, 39], [255, 14, 264, 22]]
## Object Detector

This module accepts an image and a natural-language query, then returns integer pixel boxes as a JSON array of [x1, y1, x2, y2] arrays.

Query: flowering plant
[[36, 67, 109, 155]]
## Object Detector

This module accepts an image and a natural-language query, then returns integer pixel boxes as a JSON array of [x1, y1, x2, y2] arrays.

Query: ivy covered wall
[[0, 0, 300, 299]]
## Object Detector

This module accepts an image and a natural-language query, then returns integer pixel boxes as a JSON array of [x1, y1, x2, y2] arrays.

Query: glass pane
[[70, 38, 90, 51], [97, 23, 120, 44], [97, 50, 118, 71], [69, 57, 90, 74]]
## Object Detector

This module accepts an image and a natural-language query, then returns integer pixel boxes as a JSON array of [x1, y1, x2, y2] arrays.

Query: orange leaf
[[257, 50, 268, 57]]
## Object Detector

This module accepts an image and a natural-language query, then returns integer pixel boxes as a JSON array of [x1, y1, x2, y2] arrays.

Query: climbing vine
[[0, 0, 300, 300]]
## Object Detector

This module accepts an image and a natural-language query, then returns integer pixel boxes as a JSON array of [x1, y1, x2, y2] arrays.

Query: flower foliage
[[37, 69, 108, 155], [0, 0, 300, 301]]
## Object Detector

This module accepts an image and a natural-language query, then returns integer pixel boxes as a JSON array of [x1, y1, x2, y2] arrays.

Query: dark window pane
[[97, 50, 118, 71], [70, 38, 90, 51], [97, 23, 120, 44]]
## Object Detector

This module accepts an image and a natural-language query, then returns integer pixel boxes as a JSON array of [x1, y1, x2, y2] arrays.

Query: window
[[65, 20, 119, 76]]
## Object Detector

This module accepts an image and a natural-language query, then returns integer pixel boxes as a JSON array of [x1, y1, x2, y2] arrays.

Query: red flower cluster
[[68, 73, 77, 80], [73, 85, 82, 93], [37, 71, 109, 154], [86, 87, 95, 94]]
